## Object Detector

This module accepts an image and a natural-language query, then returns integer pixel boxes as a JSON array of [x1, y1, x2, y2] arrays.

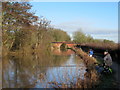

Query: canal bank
[[70, 48, 100, 88], [78, 46, 120, 89]]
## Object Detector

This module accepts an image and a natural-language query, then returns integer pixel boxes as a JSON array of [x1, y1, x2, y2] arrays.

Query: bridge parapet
[[51, 42, 81, 49]]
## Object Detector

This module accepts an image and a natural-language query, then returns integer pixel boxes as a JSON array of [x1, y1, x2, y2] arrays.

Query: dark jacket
[[104, 54, 112, 66]]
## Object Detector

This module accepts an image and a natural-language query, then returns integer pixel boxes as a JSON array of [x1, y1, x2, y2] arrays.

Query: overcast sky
[[30, 2, 118, 43]]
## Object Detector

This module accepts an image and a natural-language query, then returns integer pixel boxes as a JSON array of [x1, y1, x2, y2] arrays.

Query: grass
[[95, 72, 119, 89], [92, 53, 120, 89]]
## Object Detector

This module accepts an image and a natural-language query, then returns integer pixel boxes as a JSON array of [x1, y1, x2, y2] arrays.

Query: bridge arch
[[60, 43, 68, 50]]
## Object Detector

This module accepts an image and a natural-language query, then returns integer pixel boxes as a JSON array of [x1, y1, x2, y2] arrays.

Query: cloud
[[51, 19, 118, 42], [52, 19, 94, 33], [91, 33, 118, 43], [52, 20, 117, 34]]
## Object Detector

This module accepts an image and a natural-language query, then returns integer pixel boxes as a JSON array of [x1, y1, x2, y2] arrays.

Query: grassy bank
[[71, 48, 99, 87], [48, 48, 100, 88], [51, 47, 119, 89], [73, 48, 120, 89]]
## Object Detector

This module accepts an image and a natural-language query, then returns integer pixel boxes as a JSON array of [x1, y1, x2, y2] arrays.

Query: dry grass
[[72, 48, 99, 86], [73, 48, 97, 68], [84, 42, 118, 50]]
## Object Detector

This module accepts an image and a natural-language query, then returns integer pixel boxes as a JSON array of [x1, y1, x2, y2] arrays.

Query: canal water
[[2, 49, 86, 88]]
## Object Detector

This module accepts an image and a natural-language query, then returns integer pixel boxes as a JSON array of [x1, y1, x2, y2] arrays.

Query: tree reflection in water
[[2, 49, 86, 88]]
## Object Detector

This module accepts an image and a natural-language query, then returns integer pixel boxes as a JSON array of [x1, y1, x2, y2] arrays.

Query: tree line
[[2, 2, 71, 55], [72, 30, 117, 50]]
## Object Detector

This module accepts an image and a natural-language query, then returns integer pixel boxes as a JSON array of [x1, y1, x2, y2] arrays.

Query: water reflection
[[2, 49, 86, 88]]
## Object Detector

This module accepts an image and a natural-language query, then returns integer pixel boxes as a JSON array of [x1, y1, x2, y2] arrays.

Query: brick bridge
[[51, 42, 81, 49]]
